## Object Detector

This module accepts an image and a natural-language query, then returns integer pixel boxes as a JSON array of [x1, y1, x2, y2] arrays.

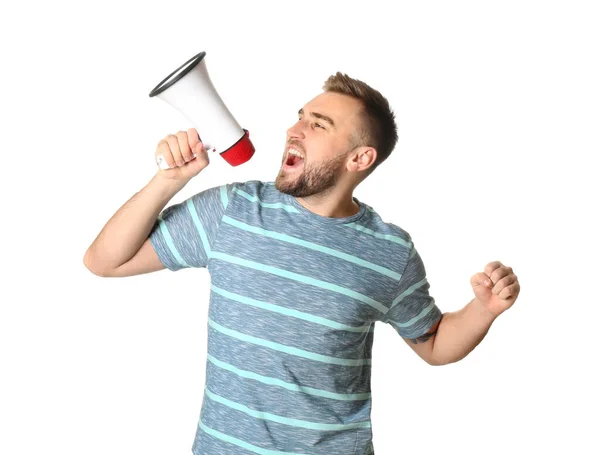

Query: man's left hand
[[471, 261, 520, 317]]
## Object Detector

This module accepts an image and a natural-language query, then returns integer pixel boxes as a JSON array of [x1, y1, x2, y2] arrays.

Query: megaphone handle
[[157, 145, 216, 170]]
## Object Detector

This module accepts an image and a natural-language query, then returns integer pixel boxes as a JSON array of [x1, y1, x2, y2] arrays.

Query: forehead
[[303, 92, 363, 128]]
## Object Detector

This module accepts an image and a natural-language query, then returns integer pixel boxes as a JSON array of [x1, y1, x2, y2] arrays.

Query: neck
[[295, 190, 359, 218]]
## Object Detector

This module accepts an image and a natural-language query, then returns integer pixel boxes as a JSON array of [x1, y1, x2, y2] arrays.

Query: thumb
[[187, 142, 210, 169], [470, 272, 492, 301]]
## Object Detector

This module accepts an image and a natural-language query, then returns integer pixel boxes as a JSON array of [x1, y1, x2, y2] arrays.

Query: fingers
[[155, 130, 203, 169], [484, 261, 504, 277], [482, 261, 519, 300], [470, 272, 492, 288], [156, 139, 176, 169], [175, 131, 194, 164], [169, 133, 186, 167], [187, 128, 201, 157], [491, 274, 517, 295], [483, 262, 513, 284], [497, 282, 520, 300]]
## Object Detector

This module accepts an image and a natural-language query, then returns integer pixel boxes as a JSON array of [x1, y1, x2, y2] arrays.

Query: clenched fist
[[155, 128, 210, 181], [471, 261, 520, 317]]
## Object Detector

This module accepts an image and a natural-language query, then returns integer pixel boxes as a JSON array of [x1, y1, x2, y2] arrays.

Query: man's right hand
[[155, 128, 210, 181]]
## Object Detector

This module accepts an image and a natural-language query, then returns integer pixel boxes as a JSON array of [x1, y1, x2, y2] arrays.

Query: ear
[[347, 146, 377, 172]]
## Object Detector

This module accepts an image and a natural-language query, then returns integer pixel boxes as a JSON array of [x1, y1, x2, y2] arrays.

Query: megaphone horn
[[149, 51, 255, 168]]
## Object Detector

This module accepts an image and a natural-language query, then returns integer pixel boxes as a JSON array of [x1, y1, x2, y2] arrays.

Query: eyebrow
[[298, 108, 336, 129]]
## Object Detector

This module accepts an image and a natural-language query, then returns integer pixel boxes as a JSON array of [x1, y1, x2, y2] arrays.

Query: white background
[[1, 1, 598, 454]]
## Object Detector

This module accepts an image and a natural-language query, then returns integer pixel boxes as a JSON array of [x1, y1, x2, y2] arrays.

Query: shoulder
[[208, 180, 278, 209], [358, 202, 414, 249], [185, 180, 250, 211], [231, 180, 280, 200], [235, 179, 267, 193], [210, 179, 262, 195]]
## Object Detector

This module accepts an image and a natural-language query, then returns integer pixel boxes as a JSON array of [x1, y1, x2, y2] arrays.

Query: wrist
[[470, 298, 500, 324], [147, 173, 188, 201]]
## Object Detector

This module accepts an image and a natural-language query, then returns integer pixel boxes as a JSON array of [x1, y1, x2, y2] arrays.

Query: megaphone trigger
[[156, 155, 168, 170]]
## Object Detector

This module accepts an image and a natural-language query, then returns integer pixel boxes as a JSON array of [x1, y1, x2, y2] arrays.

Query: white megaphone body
[[149, 51, 255, 168]]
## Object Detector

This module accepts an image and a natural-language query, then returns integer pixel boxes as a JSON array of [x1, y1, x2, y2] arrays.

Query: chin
[[275, 179, 316, 198], [275, 173, 300, 195], [274, 174, 292, 194]]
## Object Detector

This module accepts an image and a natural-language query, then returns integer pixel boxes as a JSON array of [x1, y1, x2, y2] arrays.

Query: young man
[[84, 73, 520, 454]]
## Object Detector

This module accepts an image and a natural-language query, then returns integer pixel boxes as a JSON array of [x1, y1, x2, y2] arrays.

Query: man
[[84, 73, 520, 454]]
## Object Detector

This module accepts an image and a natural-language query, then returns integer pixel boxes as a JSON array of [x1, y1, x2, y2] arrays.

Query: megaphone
[[149, 51, 255, 168]]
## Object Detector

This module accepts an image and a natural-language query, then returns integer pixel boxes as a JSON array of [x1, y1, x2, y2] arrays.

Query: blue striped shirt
[[149, 180, 442, 455]]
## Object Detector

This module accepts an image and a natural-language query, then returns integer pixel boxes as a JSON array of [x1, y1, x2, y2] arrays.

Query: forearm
[[430, 298, 498, 365], [84, 174, 187, 274]]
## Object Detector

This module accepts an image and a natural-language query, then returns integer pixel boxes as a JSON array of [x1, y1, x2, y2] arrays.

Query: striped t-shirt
[[149, 180, 442, 455]]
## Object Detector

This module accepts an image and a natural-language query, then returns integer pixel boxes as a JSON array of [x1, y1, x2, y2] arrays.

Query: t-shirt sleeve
[[149, 182, 236, 271], [380, 244, 443, 339]]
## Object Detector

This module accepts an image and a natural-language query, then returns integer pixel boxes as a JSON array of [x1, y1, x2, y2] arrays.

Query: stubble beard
[[274, 151, 349, 198]]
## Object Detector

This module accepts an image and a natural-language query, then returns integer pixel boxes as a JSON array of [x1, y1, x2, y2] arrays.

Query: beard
[[274, 149, 350, 198]]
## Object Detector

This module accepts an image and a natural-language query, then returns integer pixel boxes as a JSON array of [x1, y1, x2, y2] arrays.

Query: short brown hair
[[323, 72, 398, 176]]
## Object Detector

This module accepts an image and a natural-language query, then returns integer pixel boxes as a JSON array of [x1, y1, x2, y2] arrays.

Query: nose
[[286, 120, 305, 141]]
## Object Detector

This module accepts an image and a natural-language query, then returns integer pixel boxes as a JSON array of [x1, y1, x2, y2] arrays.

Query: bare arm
[[430, 298, 498, 365], [403, 299, 495, 365], [429, 263, 520, 365], [83, 175, 186, 276], [404, 262, 520, 365], [401, 319, 440, 365], [83, 128, 209, 277]]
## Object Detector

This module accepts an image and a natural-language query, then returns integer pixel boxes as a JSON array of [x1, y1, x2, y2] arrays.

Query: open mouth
[[284, 152, 304, 170]]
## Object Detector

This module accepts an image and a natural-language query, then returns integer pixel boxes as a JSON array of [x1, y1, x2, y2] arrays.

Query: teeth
[[288, 148, 304, 159]]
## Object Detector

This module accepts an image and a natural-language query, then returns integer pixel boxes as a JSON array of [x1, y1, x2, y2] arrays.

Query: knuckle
[[158, 141, 169, 153], [162, 146, 173, 157], [165, 136, 178, 148]]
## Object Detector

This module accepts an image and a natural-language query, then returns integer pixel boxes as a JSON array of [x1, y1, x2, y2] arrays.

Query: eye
[[314, 122, 324, 129]]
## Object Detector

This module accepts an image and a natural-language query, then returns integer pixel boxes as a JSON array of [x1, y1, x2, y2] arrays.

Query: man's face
[[274, 92, 363, 198]]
